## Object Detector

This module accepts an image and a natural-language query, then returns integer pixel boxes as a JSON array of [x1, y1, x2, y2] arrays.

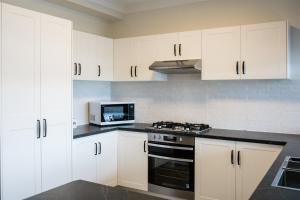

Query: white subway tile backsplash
[[111, 78, 300, 134], [73, 80, 111, 125]]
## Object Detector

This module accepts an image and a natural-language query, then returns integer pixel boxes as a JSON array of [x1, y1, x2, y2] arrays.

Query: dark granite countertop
[[73, 123, 300, 200], [25, 180, 166, 200]]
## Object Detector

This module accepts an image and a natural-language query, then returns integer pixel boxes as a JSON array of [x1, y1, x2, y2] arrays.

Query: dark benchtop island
[[74, 123, 300, 200], [25, 180, 166, 200]]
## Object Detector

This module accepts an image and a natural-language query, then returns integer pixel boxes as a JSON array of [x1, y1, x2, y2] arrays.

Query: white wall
[[3, 0, 112, 36], [111, 0, 300, 38], [73, 81, 111, 125]]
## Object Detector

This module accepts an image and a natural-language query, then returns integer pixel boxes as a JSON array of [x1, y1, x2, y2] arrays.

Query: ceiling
[[48, 0, 208, 20], [90, 0, 209, 13]]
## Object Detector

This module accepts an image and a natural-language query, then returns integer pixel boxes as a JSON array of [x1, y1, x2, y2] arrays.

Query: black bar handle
[[135, 66, 137, 77], [43, 119, 47, 137], [242, 61, 245, 75], [130, 66, 133, 77], [94, 143, 97, 155], [236, 61, 239, 75], [179, 44, 182, 56], [144, 140, 146, 153], [98, 65, 101, 77], [74, 63, 77, 75], [237, 151, 241, 166], [174, 44, 177, 56], [78, 63, 82, 75], [37, 120, 41, 139], [98, 142, 101, 155], [231, 150, 234, 165]]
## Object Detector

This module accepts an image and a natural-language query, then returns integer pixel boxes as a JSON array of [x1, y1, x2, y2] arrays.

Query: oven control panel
[[148, 133, 194, 146]]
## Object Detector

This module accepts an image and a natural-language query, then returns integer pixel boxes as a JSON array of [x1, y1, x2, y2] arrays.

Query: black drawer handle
[[231, 150, 234, 165], [74, 63, 77, 75], [37, 120, 41, 139], [242, 61, 245, 75], [179, 44, 182, 56], [130, 66, 133, 77], [43, 119, 47, 137], [98, 142, 101, 155], [78, 63, 82, 75], [98, 65, 101, 77], [144, 140, 146, 153], [174, 44, 177, 56], [237, 151, 241, 166], [135, 66, 137, 77], [236, 61, 239, 75], [94, 143, 97, 155]]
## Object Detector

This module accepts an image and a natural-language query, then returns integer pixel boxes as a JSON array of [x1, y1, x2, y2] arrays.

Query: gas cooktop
[[146, 121, 211, 134]]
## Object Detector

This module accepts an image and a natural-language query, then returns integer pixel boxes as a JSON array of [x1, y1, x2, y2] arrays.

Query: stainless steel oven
[[148, 133, 195, 200]]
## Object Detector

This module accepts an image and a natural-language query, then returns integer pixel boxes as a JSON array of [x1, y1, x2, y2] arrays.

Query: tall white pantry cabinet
[[0, 3, 72, 200]]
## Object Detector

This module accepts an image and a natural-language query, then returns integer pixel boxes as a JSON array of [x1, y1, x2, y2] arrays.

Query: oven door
[[100, 103, 134, 125], [148, 142, 194, 192]]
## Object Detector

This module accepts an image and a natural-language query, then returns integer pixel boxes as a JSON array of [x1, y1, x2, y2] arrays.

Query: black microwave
[[89, 102, 135, 126]]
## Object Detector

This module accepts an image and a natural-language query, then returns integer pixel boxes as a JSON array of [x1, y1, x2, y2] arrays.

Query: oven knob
[[158, 135, 161, 140], [153, 135, 156, 140], [179, 137, 183, 142]]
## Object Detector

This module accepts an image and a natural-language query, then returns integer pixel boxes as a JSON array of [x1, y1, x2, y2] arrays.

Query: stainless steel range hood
[[149, 59, 202, 74]]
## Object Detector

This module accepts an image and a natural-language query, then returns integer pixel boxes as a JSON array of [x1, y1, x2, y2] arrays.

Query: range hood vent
[[149, 59, 202, 74]]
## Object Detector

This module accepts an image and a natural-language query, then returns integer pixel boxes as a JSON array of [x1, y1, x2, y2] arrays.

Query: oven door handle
[[148, 143, 194, 151], [148, 154, 194, 163]]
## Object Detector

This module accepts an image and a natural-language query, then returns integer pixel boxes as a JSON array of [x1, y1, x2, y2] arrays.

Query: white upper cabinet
[[155, 33, 178, 61], [202, 26, 241, 80], [113, 38, 137, 81], [178, 30, 202, 60], [95, 36, 114, 81], [114, 37, 167, 81], [241, 21, 288, 79], [202, 21, 288, 80], [73, 31, 113, 81]]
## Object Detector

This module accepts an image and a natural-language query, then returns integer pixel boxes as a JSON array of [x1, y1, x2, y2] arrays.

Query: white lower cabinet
[[195, 139, 236, 200], [195, 138, 282, 200], [117, 131, 148, 191], [72, 132, 118, 186]]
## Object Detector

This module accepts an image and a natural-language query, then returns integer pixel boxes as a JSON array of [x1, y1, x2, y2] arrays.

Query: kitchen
[[0, 0, 300, 200]]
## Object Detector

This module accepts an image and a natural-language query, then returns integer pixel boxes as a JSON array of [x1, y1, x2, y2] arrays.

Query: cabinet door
[[73, 31, 97, 80], [118, 132, 148, 191], [40, 14, 72, 191], [1, 4, 42, 200], [241, 21, 288, 79], [72, 136, 98, 183], [114, 38, 137, 81], [235, 142, 282, 200], [136, 36, 167, 81], [195, 139, 236, 200], [95, 36, 114, 81], [178, 30, 202, 60], [202, 26, 241, 80], [97, 132, 118, 186], [155, 33, 178, 61]]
